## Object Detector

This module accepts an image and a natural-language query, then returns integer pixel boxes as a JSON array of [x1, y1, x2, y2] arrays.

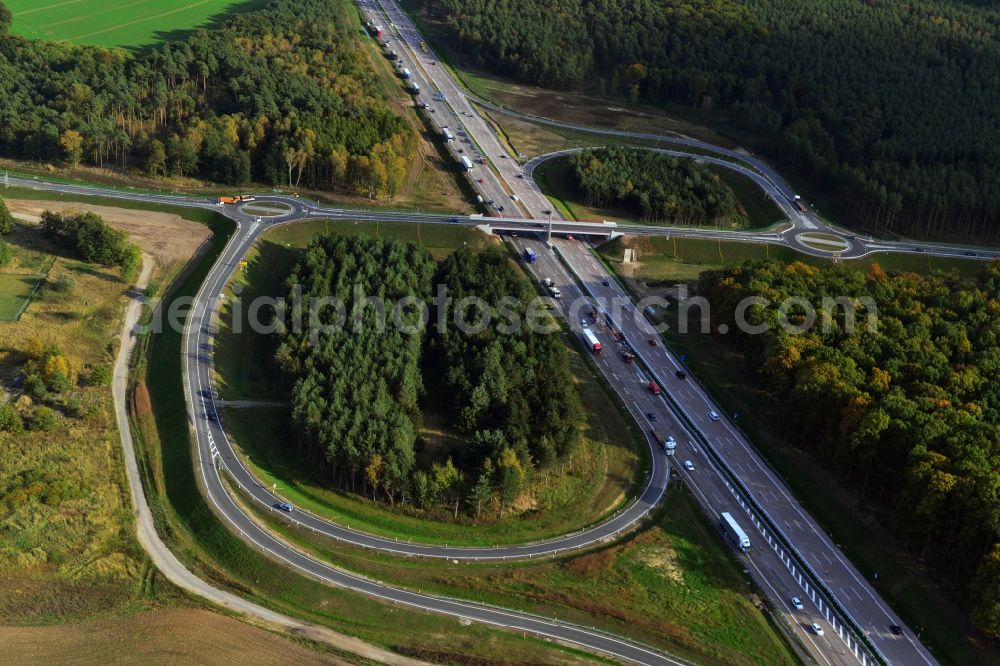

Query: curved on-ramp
[[110, 255, 432, 665]]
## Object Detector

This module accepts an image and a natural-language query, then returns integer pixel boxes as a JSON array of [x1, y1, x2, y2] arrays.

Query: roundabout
[[793, 231, 854, 254], [237, 200, 295, 217]]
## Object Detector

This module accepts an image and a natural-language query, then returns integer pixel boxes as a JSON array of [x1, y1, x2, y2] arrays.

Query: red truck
[[583, 328, 602, 355]]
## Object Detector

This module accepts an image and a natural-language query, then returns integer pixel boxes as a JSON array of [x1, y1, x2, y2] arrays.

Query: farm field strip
[[7, 0, 262, 48]]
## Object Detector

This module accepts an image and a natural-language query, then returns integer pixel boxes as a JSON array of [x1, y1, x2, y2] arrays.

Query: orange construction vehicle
[[219, 194, 255, 205]]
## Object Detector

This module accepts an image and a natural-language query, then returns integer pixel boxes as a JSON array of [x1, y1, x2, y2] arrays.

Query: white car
[[683, 460, 695, 471], [810, 622, 824, 636], [791, 596, 804, 610], [708, 410, 720, 421]]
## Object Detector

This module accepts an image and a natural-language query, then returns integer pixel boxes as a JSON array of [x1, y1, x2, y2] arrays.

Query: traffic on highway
[[5, 1, 982, 661]]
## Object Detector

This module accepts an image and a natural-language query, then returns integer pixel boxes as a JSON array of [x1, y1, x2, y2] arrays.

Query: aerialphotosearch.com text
[[147, 283, 877, 341]]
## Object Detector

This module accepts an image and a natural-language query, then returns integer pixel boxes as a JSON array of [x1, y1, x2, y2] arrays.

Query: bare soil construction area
[[0, 608, 345, 665], [5, 200, 211, 271]]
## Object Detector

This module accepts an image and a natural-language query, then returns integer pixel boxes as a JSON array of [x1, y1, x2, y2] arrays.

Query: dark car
[[965, 251, 976, 256], [602, 280, 610, 286], [889, 625, 903, 637], [646, 412, 657, 421], [675, 370, 687, 379], [648, 339, 657, 346]]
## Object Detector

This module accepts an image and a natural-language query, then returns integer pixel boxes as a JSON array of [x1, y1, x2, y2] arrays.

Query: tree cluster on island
[[274, 236, 582, 520], [698, 259, 1000, 639], [569, 146, 744, 226]]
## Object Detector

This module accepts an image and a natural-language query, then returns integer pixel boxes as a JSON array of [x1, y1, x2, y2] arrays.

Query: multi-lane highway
[[550, 236, 938, 666], [507, 235, 860, 662], [326, 2, 953, 664], [3, 7, 984, 659]]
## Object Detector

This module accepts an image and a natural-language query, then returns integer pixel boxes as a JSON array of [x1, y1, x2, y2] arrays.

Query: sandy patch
[[637, 545, 685, 585], [6, 200, 211, 268]]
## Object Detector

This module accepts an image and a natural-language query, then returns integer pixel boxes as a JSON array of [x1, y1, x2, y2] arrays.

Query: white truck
[[460, 155, 473, 171], [720, 512, 751, 552], [442, 127, 454, 142]]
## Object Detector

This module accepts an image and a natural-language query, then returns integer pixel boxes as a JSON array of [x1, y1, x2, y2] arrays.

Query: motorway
[[3, 100, 952, 666], [508, 235, 862, 663], [321, 2, 950, 664], [2, 6, 982, 659]]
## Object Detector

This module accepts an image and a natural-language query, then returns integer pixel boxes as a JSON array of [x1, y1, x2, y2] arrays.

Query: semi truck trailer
[[720, 511, 751, 552], [583, 328, 602, 354]]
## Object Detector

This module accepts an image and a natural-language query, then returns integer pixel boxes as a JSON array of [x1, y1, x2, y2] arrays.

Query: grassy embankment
[[213, 219, 646, 547], [128, 210, 613, 664], [596, 234, 997, 666], [237, 479, 800, 666], [0, 188, 380, 662], [598, 235, 986, 285]]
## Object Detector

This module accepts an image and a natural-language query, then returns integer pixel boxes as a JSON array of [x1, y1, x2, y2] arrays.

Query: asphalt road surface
[[3, 23, 979, 655], [178, 206, 689, 666], [4, 148, 956, 666]]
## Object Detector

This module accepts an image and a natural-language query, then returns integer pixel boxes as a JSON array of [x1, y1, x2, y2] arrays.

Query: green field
[[7, 0, 267, 49], [597, 235, 986, 285], [0, 273, 41, 321]]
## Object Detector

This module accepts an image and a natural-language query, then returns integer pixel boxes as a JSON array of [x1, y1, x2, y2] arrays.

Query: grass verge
[[241, 480, 800, 666], [0, 273, 43, 321]]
